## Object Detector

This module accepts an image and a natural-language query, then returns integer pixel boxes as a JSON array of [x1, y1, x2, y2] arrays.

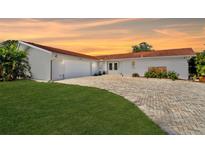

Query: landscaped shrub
[[0, 64, 2, 81], [144, 71, 158, 78], [196, 51, 205, 75], [167, 71, 179, 80], [132, 73, 140, 77], [102, 71, 106, 75], [144, 70, 179, 80], [158, 71, 168, 79], [0, 40, 31, 81]]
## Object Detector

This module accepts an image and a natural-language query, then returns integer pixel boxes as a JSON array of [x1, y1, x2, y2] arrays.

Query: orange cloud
[[153, 28, 188, 37], [73, 18, 139, 29]]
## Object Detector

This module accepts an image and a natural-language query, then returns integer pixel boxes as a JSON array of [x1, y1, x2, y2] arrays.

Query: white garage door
[[52, 59, 91, 80], [63, 59, 92, 79], [64, 60, 91, 78]]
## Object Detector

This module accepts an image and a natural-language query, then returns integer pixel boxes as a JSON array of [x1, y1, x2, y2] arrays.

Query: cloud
[[0, 18, 205, 55], [0, 18, 137, 42], [73, 18, 139, 29], [0, 18, 139, 31], [163, 23, 199, 28], [153, 28, 188, 37]]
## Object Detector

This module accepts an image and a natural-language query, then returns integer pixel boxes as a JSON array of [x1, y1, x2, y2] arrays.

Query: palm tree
[[0, 40, 31, 81]]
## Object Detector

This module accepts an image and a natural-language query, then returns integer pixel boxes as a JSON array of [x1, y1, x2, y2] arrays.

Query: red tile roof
[[22, 41, 195, 61], [23, 41, 99, 60], [97, 48, 195, 60]]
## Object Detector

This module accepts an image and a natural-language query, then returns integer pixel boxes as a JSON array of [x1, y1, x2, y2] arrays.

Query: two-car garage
[[51, 58, 93, 80]]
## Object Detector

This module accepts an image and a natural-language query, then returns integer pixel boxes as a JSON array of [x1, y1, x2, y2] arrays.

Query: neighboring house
[[19, 41, 195, 81]]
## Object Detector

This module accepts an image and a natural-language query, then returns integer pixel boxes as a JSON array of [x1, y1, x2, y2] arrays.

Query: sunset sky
[[0, 18, 205, 55]]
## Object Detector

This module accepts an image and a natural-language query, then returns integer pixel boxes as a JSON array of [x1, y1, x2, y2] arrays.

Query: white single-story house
[[19, 41, 195, 81]]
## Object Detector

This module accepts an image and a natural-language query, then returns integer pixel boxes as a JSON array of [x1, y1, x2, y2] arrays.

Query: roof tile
[[22, 41, 195, 61], [97, 48, 195, 60], [23, 41, 99, 60]]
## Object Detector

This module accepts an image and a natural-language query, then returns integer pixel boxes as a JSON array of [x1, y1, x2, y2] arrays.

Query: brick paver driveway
[[56, 75, 205, 135]]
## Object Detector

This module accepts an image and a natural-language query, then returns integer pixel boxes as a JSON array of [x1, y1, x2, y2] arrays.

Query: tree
[[0, 40, 31, 81], [188, 56, 197, 78], [132, 42, 153, 53], [195, 50, 205, 77]]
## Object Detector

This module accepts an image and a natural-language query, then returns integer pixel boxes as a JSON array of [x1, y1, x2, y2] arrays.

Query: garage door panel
[[52, 60, 64, 80], [64, 60, 91, 78]]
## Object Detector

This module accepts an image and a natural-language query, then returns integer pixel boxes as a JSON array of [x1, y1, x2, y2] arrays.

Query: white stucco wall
[[19, 43, 52, 81], [105, 56, 189, 79], [98, 61, 107, 72], [51, 52, 98, 80], [92, 61, 99, 74], [19, 42, 98, 81], [19, 41, 190, 80]]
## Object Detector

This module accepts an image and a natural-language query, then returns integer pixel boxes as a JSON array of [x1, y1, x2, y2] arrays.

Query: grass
[[0, 80, 166, 135]]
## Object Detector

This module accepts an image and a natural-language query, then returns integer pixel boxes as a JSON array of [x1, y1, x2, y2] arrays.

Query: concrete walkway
[[56, 75, 205, 135]]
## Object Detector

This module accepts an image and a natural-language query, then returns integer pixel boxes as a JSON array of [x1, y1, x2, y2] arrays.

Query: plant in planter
[[198, 65, 205, 82]]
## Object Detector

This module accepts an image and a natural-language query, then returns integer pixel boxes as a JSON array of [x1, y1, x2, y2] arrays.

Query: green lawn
[[0, 80, 166, 135]]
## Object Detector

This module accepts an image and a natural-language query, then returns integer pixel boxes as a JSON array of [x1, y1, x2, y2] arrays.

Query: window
[[109, 63, 113, 70], [114, 63, 118, 70]]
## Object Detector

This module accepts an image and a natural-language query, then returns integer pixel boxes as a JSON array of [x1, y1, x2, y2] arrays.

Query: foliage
[[198, 65, 205, 76], [144, 71, 158, 78], [0, 80, 166, 134], [158, 72, 168, 79], [0, 65, 2, 80], [0, 40, 31, 81], [188, 56, 197, 79], [167, 71, 179, 81], [132, 42, 153, 53], [195, 51, 205, 77], [144, 70, 179, 81], [132, 73, 140, 77]]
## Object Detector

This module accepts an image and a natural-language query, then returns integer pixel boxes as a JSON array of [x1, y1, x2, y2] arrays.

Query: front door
[[108, 62, 119, 74]]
